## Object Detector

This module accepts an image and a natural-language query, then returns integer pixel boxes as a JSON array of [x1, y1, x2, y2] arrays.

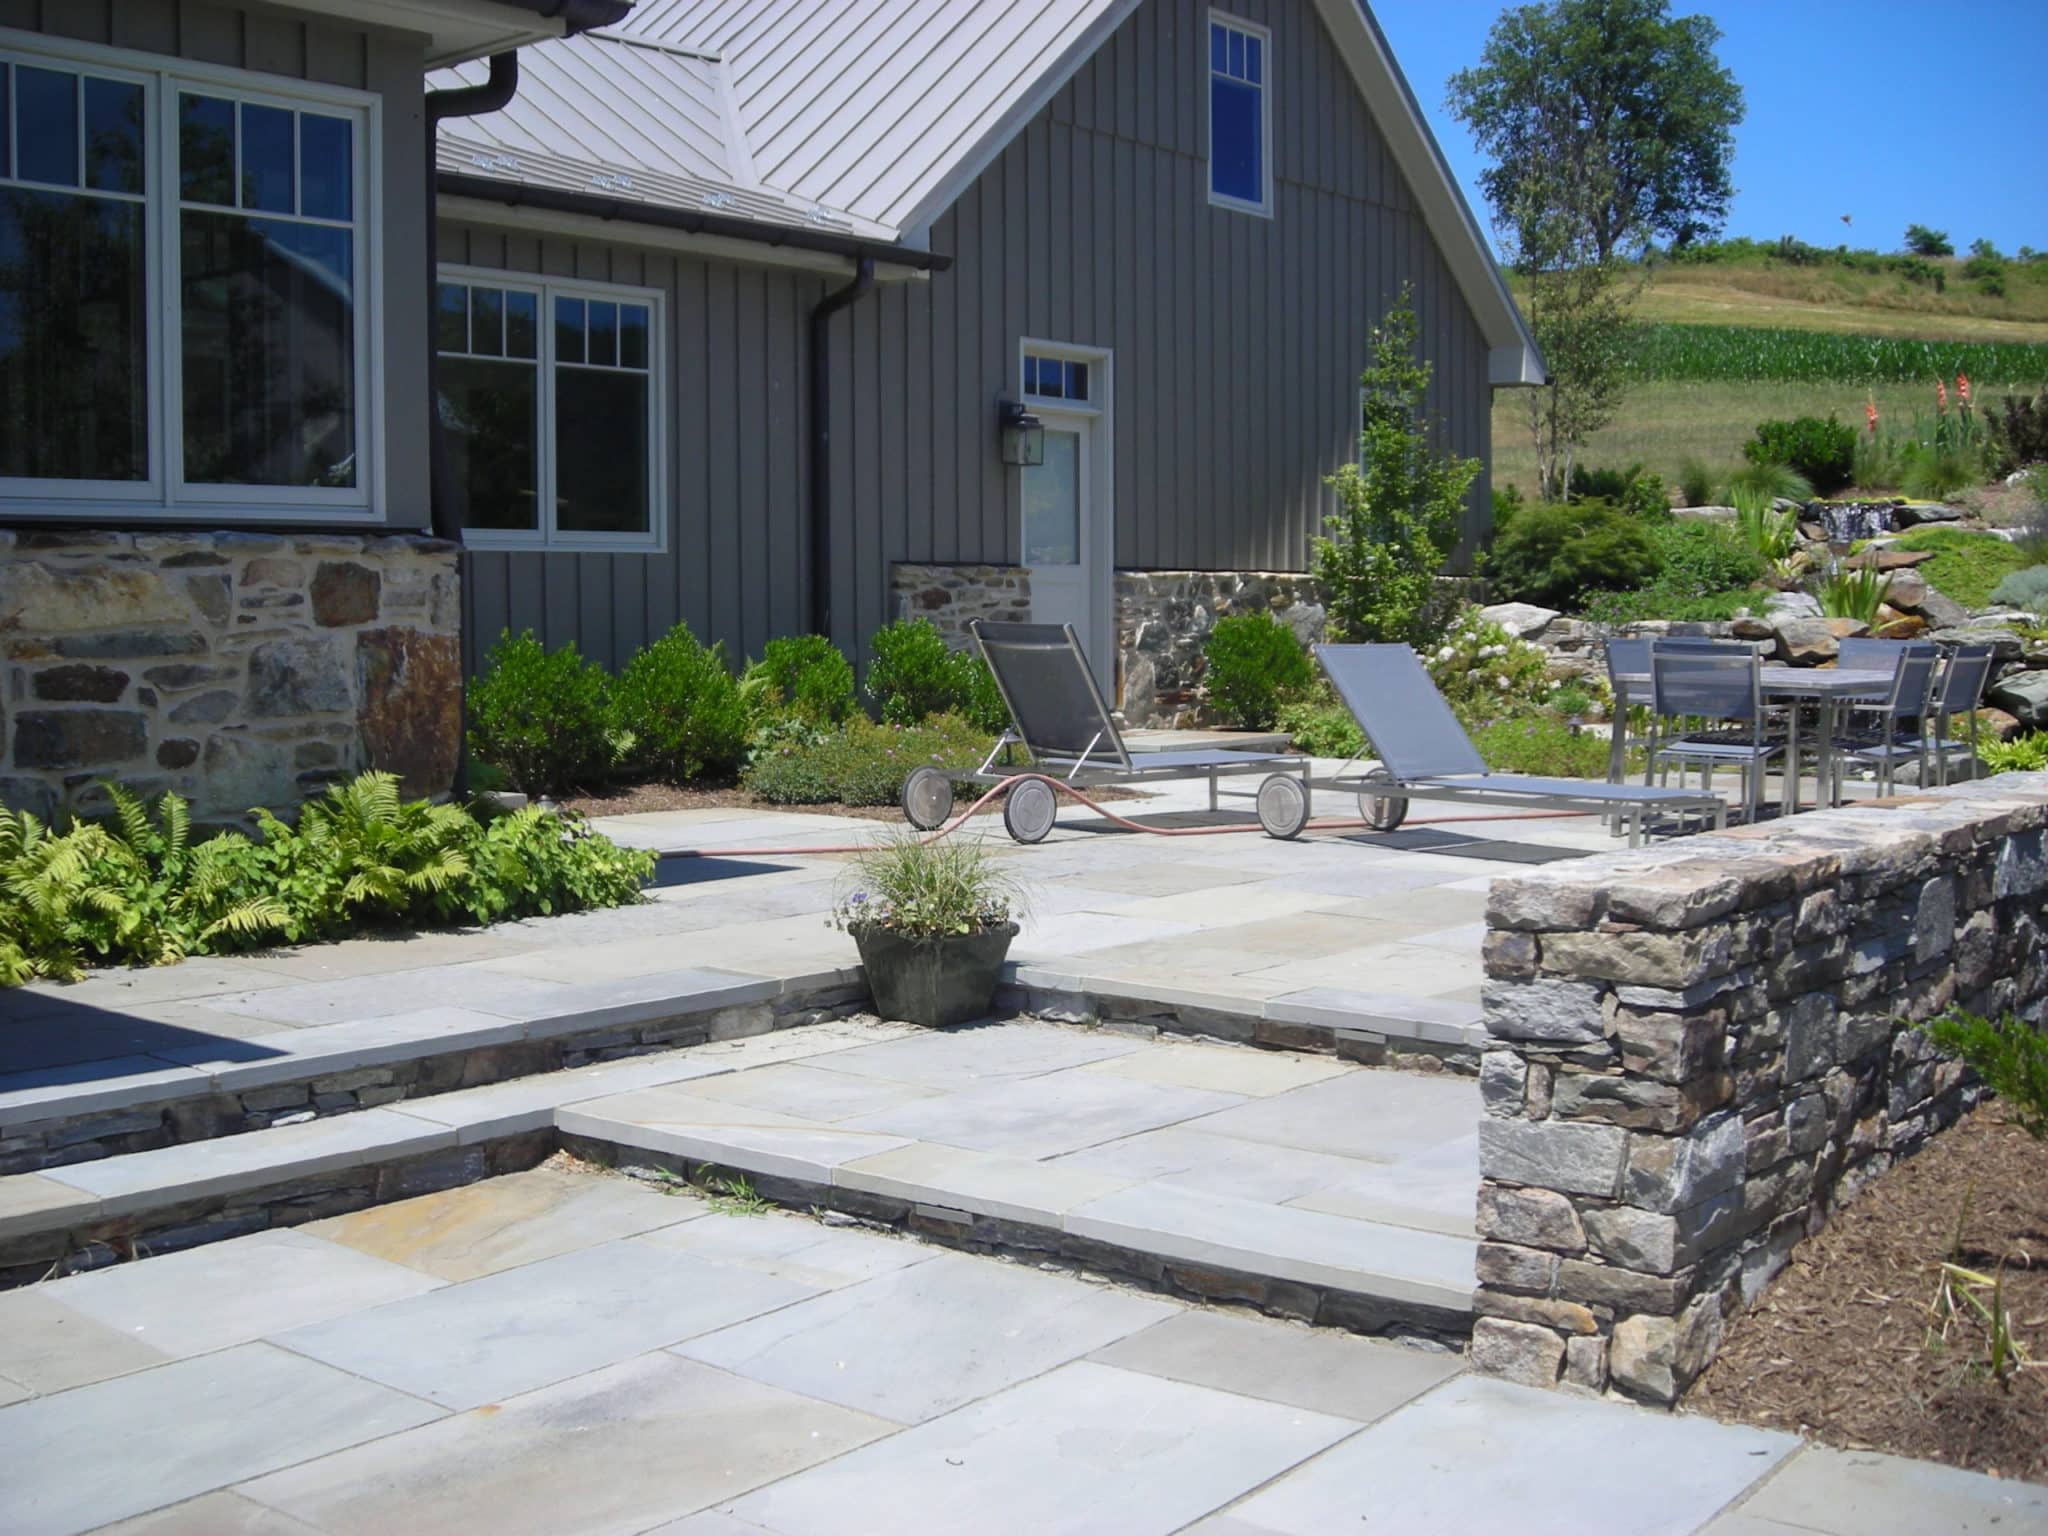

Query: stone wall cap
[[1488, 775, 2048, 931]]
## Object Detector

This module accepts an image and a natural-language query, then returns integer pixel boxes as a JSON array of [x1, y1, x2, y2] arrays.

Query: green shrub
[[1423, 609, 1551, 715], [1900, 442, 1980, 501], [1467, 712, 1611, 778], [1676, 457, 1717, 509], [0, 775, 652, 985], [1653, 516, 1768, 593], [1568, 463, 1667, 517], [1202, 611, 1313, 729], [1275, 685, 1365, 758], [1743, 416, 1856, 496], [741, 635, 854, 725], [1988, 390, 2048, 476], [1892, 527, 2032, 608], [743, 714, 991, 806], [467, 630, 613, 796], [1581, 586, 1761, 625], [1485, 500, 1662, 611], [1852, 427, 1906, 492], [1920, 1010, 2048, 1142], [1987, 564, 2048, 614], [609, 623, 748, 784], [864, 619, 1008, 731]]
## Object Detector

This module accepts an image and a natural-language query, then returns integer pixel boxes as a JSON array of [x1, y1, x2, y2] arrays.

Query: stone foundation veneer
[[1471, 773, 2048, 1402], [1, 529, 460, 825], [890, 563, 1325, 727]]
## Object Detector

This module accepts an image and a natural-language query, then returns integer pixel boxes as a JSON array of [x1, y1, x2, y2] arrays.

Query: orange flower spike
[[1865, 395, 1879, 435], [1936, 377, 1948, 414], [1957, 372, 1971, 408]]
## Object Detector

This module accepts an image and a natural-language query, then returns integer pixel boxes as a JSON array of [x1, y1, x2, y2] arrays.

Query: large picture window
[[0, 38, 375, 517], [437, 270, 662, 551]]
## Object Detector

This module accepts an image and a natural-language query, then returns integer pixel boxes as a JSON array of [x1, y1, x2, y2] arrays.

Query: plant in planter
[[834, 833, 1023, 1029]]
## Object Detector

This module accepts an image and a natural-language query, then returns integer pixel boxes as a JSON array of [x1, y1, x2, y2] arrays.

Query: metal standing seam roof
[[429, 0, 1542, 377], [429, 0, 1124, 240]]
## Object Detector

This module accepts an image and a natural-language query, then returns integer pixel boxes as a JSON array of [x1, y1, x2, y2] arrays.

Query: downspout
[[425, 52, 521, 542], [806, 257, 874, 640]]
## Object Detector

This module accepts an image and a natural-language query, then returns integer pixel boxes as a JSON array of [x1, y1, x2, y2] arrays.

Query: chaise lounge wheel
[[1357, 765, 1408, 832], [901, 765, 955, 830], [1002, 777, 1058, 843], [1256, 773, 1310, 840]]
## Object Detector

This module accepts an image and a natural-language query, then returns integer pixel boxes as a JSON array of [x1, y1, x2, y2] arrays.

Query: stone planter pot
[[851, 921, 1019, 1029]]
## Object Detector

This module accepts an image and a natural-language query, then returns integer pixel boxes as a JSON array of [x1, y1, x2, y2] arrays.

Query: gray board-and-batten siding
[[455, 0, 1493, 676]]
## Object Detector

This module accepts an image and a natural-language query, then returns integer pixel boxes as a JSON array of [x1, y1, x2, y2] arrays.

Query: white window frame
[[439, 264, 667, 555], [1206, 10, 1273, 219], [1019, 340, 1104, 416], [0, 31, 383, 522]]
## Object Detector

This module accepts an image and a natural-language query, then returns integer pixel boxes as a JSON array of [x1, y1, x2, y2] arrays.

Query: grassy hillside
[[1492, 244, 2048, 500]]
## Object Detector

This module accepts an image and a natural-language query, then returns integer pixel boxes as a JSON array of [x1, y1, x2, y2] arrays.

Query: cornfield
[[1626, 323, 2048, 386]]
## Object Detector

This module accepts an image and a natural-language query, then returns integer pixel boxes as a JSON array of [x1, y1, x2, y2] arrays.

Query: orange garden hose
[[650, 771, 1597, 859]]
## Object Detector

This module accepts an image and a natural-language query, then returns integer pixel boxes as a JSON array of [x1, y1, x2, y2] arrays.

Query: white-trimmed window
[[1023, 350, 1091, 405], [0, 36, 377, 518], [1208, 12, 1270, 216], [437, 269, 663, 552]]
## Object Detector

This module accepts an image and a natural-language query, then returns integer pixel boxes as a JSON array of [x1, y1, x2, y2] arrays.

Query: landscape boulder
[[1771, 617, 1839, 666], [1672, 506, 1736, 524], [1821, 618, 1869, 642], [1873, 615, 1927, 640], [1479, 602, 1561, 640], [1929, 625, 2025, 663], [1882, 569, 1929, 611], [1987, 670, 2048, 732], [1915, 588, 1971, 630], [1763, 592, 1821, 622], [1891, 502, 1966, 527]]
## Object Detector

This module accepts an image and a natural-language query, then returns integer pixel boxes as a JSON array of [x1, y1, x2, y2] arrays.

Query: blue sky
[[1374, 0, 2048, 258]]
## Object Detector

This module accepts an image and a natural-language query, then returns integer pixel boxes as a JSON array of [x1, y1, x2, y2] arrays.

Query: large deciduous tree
[[1447, 0, 1744, 263]]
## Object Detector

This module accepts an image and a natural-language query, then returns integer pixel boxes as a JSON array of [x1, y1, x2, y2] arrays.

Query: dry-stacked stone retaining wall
[[0, 530, 460, 826], [1471, 772, 2048, 1403]]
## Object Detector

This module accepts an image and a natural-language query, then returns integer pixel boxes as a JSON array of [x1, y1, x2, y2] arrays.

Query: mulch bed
[[561, 780, 1141, 822], [1686, 1103, 2047, 1482]]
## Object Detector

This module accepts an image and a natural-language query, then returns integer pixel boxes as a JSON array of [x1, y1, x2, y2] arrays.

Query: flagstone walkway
[[0, 1164, 2036, 1536]]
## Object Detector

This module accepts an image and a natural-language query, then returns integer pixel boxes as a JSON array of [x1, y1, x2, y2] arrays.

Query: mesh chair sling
[[897, 621, 1308, 843], [1308, 644, 1724, 847], [1926, 644, 1996, 786], [1647, 646, 1786, 823], [1830, 642, 1940, 795]]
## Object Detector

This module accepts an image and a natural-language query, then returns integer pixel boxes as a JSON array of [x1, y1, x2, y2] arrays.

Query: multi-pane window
[[437, 273, 661, 550], [0, 41, 373, 515], [1208, 13, 1269, 215], [1023, 352, 1089, 403]]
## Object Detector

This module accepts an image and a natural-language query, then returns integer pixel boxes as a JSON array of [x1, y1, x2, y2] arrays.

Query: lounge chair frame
[[1303, 644, 1727, 847], [898, 621, 1310, 841]]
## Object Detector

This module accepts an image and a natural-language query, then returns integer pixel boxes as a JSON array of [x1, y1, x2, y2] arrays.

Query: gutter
[[807, 259, 875, 642], [425, 53, 523, 544], [435, 172, 952, 275]]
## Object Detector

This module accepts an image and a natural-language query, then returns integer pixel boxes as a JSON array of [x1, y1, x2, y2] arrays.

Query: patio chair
[[1647, 645, 1786, 824], [904, 620, 1309, 842], [1925, 644, 1996, 786], [1821, 641, 1939, 797], [1306, 644, 1725, 848]]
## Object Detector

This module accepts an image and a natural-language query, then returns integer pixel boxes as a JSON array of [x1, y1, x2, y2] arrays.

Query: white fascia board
[[435, 194, 931, 282], [1314, 0, 1545, 386], [261, 0, 567, 65]]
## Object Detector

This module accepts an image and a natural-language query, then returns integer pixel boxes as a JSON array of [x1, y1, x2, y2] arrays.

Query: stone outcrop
[[1472, 773, 2048, 1404], [1, 531, 460, 825]]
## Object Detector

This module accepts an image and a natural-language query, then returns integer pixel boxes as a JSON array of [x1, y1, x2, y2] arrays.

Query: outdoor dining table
[[1612, 665, 1897, 815]]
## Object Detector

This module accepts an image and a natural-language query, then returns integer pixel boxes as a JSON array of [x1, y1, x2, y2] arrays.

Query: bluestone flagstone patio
[[1, 1164, 2037, 1536]]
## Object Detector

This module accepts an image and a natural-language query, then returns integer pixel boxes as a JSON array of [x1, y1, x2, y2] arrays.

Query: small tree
[[1904, 223, 1954, 258], [1314, 290, 1481, 645]]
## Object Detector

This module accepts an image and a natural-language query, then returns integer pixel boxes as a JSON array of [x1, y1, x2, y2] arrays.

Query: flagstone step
[[0, 967, 863, 1179]]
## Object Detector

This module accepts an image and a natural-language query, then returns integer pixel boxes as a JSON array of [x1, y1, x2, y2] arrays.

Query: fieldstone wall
[[889, 564, 1035, 646], [1471, 773, 2048, 1403], [1, 530, 461, 826], [889, 563, 1326, 726], [1116, 571, 1324, 727]]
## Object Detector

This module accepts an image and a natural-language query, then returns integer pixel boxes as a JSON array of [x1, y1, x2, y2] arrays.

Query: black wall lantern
[[999, 399, 1045, 467]]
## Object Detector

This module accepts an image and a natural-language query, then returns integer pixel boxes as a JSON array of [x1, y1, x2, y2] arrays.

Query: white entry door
[[1020, 345, 1112, 693]]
